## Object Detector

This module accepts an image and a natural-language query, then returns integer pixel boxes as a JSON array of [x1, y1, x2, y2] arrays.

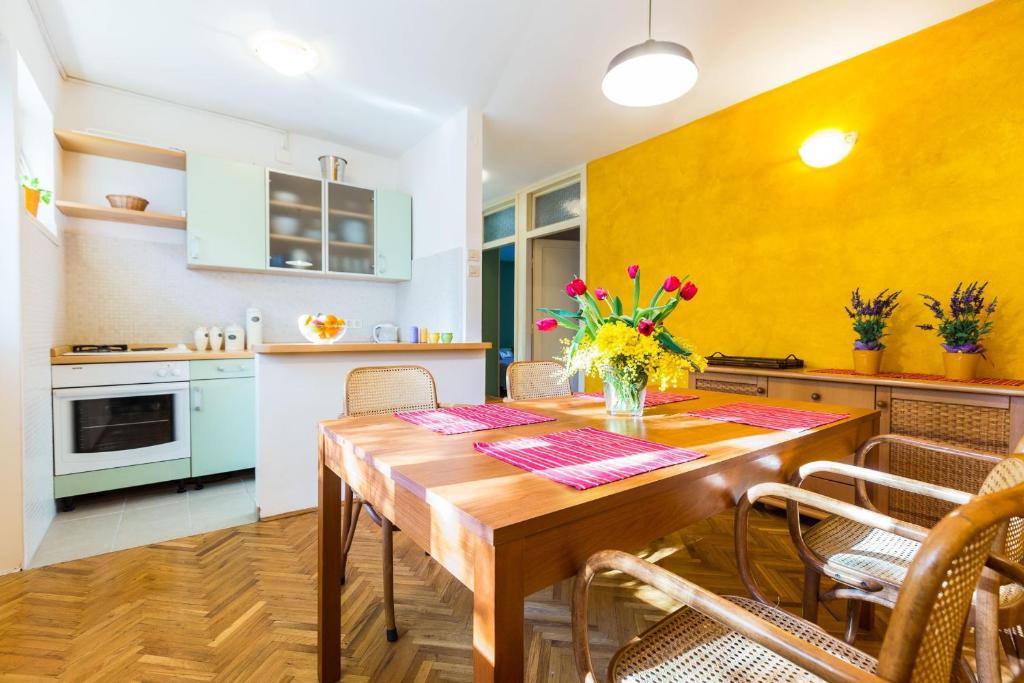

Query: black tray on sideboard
[[706, 352, 804, 370]]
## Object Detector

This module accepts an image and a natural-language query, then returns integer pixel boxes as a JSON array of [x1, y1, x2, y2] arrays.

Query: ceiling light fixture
[[602, 0, 698, 107], [799, 129, 858, 168], [254, 34, 319, 76]]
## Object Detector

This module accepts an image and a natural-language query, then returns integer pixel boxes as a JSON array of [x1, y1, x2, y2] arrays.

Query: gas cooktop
[[66, 344, 192, 355]]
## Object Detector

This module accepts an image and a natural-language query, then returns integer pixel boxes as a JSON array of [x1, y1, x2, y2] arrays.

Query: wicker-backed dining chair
[[340, 365, 438, 643], [505, 360, 571, 401], [573, 458, 1024, 683], [735, 439, 1024, 681]]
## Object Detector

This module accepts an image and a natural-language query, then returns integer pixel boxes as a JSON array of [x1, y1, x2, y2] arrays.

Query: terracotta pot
[[23, 186, 40, 217], [943, 352, 981, 381], [852, 349, 883, 375]]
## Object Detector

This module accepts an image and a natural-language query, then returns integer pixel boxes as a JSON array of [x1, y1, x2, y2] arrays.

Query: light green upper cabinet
[[374, 190, 412, 280], [186, 154, 266, 270]]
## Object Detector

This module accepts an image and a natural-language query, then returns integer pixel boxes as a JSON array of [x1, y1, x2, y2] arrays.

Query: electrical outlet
[[347, 319, 362, 329], [467, 263, 481, 278], [467, 248, 481, 262]]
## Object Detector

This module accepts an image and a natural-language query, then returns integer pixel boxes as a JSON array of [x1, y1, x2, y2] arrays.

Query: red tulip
[[535, 318, 557, 332], [680, 281, 698, 301], [594, 287, 608, 300], [565, 278, 587, 297], [627, 264, 639, 279], [637, 319, 654, 336], [663, 275, 681, 292]]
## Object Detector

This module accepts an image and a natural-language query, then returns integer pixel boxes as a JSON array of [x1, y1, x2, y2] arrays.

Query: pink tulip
[[680, 281, 698, 301], [637, 319, 654, 336], [627, 264, 639, 279], [594, 287, 608, 300], [663, 276, 681, 292], [564, 278, 587, 297], [535, 318, 557, 332]]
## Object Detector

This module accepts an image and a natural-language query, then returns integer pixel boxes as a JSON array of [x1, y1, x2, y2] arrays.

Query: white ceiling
[[33, 0, 989, 201]]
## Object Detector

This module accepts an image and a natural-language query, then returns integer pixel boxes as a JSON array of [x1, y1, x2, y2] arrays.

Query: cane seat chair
[[340, 365, 439, 642], [505, 360, 571, 401], [573, 460, 1024, 683], [736, 438, 1024, 680]]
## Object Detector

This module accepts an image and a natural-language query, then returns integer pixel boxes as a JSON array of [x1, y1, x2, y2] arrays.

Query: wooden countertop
[[253, 342, 491, 354], [51, 345, 254, 365], [700, 364, 1024, 397]]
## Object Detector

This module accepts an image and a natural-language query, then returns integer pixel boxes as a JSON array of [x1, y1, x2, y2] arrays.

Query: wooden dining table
[[317, 390, 878, 682]]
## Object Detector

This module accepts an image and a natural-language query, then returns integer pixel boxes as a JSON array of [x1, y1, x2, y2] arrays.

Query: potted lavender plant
[[845, 288, 900, 374], [918, 281, 996, 381]]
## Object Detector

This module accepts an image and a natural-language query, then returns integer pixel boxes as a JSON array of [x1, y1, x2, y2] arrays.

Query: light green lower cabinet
[[190, 376, 256, 477], [54, 459, 191, 498]]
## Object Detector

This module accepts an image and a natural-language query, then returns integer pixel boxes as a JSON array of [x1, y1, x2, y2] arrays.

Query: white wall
[[58, 81, 404, 342], [395, 108, 483, 342], [0, 0, 66, 573]]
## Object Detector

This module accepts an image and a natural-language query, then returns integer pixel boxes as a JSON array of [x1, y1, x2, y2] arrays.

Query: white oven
[[52, 362, 191, 475]]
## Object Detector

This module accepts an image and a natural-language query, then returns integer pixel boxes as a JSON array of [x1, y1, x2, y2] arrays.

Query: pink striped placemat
[[473, 427, 705, 490], [686, 402, 848, 433], [395, 404, 555, 435], [576, 390, 699, 407]]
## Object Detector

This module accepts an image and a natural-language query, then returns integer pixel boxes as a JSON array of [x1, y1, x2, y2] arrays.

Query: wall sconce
[[799, 129, 858, 168]]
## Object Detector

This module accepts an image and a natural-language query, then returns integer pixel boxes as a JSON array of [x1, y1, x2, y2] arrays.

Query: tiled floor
[[29, 471, 258, 568]]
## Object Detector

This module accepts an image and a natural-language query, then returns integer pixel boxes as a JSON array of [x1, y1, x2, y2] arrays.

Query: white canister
[[193, 326, 209, 352], [224, 324, 245, 352], [245, 308, 263, 350], [208, 326, 224, 352]]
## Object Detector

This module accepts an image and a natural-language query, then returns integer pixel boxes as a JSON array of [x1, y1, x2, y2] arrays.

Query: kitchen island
[[253, 341, 490, 517]]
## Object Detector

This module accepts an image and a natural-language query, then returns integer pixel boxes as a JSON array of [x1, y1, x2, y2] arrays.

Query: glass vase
[[602, 375, 648, 417]]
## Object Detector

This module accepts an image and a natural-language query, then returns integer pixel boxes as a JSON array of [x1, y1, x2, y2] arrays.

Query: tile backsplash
[[64, 227, 398, 344]]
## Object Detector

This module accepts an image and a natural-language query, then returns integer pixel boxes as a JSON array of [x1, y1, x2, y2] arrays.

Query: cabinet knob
[[810, 392, 822, 401], [876, 400, 888, 409], [755, 386, 766, 395]]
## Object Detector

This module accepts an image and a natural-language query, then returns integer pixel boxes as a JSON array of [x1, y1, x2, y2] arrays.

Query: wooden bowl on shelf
[[105, 194, 149, 211]]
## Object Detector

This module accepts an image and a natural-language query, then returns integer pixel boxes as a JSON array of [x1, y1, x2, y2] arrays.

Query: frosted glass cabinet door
[[268, 171, 323, 272], [374, 190, 412, 280], [186, 154, 266, 270], [326, 183, 374, 275]]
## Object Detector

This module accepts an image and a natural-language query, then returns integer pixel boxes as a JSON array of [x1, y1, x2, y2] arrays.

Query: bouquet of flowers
[[918, 281, 996, 355], [534, 264, 706, 415], [845, 288, 900, 351]]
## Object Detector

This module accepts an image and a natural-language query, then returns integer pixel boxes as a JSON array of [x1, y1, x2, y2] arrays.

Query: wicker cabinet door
[[887, 390, 1010, 526], [691, 371, 767, 396]]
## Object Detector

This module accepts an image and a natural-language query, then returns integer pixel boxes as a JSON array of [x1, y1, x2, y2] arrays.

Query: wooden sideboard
[[690, 367, 1024, 522]]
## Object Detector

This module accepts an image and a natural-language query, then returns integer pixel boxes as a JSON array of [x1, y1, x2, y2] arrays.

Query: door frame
[[482, 167, 586, 363]]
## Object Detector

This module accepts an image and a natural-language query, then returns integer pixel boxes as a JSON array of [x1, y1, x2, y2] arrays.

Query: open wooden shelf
[[55, 129, 186, 170], [56, 200, 186, 229]]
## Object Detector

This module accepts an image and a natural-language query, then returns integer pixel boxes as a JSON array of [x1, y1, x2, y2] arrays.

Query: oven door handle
[[193, 386, 202, 411], [52, 381, 190, 398]]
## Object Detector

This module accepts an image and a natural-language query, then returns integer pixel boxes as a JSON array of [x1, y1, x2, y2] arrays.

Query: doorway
[[530, 228, 580, 366], [482, 244, 515, 398]]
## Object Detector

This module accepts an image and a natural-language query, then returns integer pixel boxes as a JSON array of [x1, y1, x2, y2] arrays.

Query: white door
[[531, 238, 580, 364]]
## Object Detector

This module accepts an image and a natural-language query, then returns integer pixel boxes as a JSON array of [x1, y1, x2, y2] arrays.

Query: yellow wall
[[586, 0, 1024, 378]]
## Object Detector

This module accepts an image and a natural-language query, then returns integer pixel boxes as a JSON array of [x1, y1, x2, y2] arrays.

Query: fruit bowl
[[298, 313, 347, 344]]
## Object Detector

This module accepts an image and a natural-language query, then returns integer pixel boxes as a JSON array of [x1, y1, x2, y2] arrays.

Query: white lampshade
[[799, 129, 858, 168], [602, 39, 699, 107]]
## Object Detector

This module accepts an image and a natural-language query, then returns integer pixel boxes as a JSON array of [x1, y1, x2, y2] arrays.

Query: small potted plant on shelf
[[534, 265, 706, 416], [20, 176, 52, 218], [845, 288, 900, 375], [918, 281, 996, 381]]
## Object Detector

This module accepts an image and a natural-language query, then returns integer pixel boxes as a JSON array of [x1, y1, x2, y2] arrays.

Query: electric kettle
[[373, 323, 399, 343]]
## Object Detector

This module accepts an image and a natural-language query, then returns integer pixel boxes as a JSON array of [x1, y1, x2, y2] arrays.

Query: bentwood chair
[[738, 435, 1024, 680], [341, 365, 439, 642], [573, 458, 1024, 683], [505, 360, 572, 401]]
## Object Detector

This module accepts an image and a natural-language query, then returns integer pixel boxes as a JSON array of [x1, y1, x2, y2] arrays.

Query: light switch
[[467, 263, 481, 278], [467, 249, 481, 262]]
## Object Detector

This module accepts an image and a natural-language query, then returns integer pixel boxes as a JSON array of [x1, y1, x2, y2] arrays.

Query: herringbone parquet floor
[[0, 506, 887, 682]]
